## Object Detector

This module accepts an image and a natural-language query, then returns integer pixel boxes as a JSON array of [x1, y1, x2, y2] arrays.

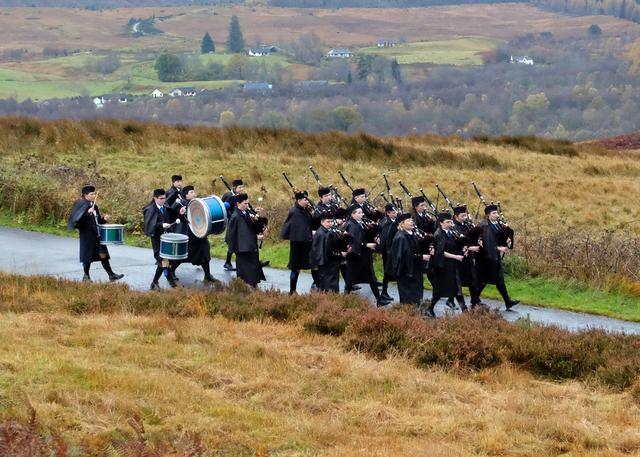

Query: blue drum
[[160, 233, 189, 260], [187, 195, 228, 238], [98, 224, 124, 245]]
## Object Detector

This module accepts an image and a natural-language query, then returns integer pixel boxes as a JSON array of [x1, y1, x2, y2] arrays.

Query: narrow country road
[[1, 226, 640, 334]]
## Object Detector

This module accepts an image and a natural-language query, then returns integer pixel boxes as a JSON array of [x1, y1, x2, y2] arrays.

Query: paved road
[[2, 226, 640, 335]]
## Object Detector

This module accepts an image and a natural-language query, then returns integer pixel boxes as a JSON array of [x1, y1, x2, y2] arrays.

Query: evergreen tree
[[391, 58, 402, 84], [154, 53, 184, 82], [227, 15, 245, 53], [347, 70, 352, 84], [201, 32, 215, 54]]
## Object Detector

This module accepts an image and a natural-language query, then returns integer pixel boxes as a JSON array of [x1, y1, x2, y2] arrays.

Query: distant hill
[[0, 0, 242, 7]]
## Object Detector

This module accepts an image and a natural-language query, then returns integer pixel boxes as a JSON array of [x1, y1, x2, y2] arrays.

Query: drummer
[[67, 185, 124, 282], [170, 185, 219, 284], [143, 188, 183, 290]]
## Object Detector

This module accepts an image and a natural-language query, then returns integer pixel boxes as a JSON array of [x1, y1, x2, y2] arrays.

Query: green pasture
[[359, 37, 498, 65]]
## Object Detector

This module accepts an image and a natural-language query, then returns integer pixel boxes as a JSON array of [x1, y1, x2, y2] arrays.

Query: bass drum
[[187, 195, 228, 238]]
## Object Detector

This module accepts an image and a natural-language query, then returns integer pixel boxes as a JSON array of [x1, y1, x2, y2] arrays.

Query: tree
[[391, 58, 402, 84], [219, 110, 236, 127], [227, 15, 245, 53], [347, 70, 352, 84], [201, 32, 215, 54], [356, 55, 374, 80], [154, 52, 184, 82], [588, 24, 602, 35]]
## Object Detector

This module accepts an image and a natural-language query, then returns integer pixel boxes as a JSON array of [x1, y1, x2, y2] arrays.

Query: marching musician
[[378, 203, 398, 302], [169, 185, 219, 284], [476, 204, 519, 310], [165, 175, 183, 207], [351, 188, 382, 222], [67, 185, 124, 283], [313, 186, 345, 229], [452, 205, 482, 309], [344, 204, 389, 306], [225, 193, 265, 288], [143, 188, 182, 290], [280, 190, 313, 294], [222, 178, 244, 271], [390, 212, 430, 306], [422, 212, 464, 319], [310, 211, 347, 293], [411, 196, 435, 235]]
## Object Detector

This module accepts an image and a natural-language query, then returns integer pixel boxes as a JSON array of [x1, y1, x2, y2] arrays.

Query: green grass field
[[0, 52, 289, 100], [359, 37, 497, 65]]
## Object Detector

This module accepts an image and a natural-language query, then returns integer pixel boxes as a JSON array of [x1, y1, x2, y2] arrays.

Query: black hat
[[384, 203, 396, 212], [397, 212, 412, 223], [232, 179, 243, 187], [318, 186, 331, 197], [182, 185, 194, 195], [347, 204, 361, 215], [352, 188, 366, 197], [81, 185, 96, 194], [171, 175, 182, 182], [484, 204, 498, 215], [437, 211, 452, 223], [411, 196, 425, 207], [319, 211, 335, 221], [235, 193, 249, 203], [295, 191, 309, 200], [454, 204, 468, 215], [153, 188, 166, 198]]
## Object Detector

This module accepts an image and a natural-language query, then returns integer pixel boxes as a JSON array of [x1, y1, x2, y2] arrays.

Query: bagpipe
[[308, 165, 347, 221], [339, 170, 384, 222], [220, 175, 269, 235], [435, 183, 483, 250]]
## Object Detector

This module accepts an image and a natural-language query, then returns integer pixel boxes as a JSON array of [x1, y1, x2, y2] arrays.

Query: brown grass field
[[0, 3, 638, 53], [1, 274, 640, 455]]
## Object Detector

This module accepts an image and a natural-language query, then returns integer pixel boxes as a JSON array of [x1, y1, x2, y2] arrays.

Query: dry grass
[[0, 4, 637, 53], [1, 310, 640, 456]]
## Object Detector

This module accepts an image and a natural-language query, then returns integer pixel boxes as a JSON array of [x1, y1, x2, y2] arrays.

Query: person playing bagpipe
[[280, 190, 313, 294], [67, 185, 124, 283], [389, 212, 431, 306], [421, 212, 465, 318], [310, 211, 348, 293], [378, 203, 398, 302], [476, 204, 520, 310], [351, 188, 382, 222], [143, 188, 183, 290], [313, 186, 345, 229], [169, 185, 219, 284], [344, 204, 389, 306], [225, 193, 266, 288], [452, 204, 483, 309], [411, 195, 436, 235], [222, 178, 244, 271]]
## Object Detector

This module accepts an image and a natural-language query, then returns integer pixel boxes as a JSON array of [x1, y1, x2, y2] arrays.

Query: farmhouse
[[327, 48, 353, 58], [94, 93, 129, 107], [376, 38, 398, 47], [510, 55, 534, 65], [150, 89, 164, 98], [169, 87, 198, 97], [243, 82, 273, 92]]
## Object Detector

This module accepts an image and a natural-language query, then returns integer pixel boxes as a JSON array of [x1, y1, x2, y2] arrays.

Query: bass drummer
[[169, 185, 219, 284], [68, 185, 124, 283], [143, 188, 183, 290]]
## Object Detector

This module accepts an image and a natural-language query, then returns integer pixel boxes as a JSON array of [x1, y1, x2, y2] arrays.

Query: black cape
[[226, 210, 265, 287], [430, 228, 462, 298], [477, 219, 504, 285], [68, 198, 109, 264], [344, 219, 376, 285]]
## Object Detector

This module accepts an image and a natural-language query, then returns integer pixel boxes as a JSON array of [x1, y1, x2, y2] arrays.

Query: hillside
[[1, 273, 640, 455]]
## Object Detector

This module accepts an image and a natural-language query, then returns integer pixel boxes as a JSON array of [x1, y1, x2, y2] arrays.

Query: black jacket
[[165, 185, 182, 207], [390, 230, 422, 279], [280, 204, 313, 242], [143, 201, 175, 237], [378, 216, 398, 256], [226, 210, 258, 254], [68, 198, 108, 264]]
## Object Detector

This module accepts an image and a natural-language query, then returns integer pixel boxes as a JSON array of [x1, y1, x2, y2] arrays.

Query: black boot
[[82, 263, 91, 282], [202, 262, 219, 283], [456, 295, 468, 312], [101, 259, 124, 282], [289, 271, 299, 295]]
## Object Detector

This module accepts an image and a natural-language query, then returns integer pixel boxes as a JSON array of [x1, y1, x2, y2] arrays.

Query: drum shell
[[98, 224, 124, 245], [187, 195, 228, 238], [160, 233, 189, 260]]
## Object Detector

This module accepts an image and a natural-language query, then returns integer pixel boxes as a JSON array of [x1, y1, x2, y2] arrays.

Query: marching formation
[[67, 169, 518, 318]]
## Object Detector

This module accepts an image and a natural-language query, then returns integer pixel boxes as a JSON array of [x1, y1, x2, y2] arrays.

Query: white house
[[510, 55, 534, 65], [248, 48, 270, 57], [93, 96, 104, 108], [169, 87, 198, 97], [327, 48, 353, 58], [150, 88, 164, 98], [376, 38, 398, 48], [93, 93, 129, 107]]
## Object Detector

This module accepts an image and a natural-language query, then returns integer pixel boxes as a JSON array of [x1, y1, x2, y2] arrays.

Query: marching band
[[68, 170, 518, 318]]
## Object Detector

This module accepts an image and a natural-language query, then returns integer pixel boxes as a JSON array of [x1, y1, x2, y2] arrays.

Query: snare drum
[[98, 224, 124, 245], [160, 233, 189, 260], [187, 195, 227, 238]]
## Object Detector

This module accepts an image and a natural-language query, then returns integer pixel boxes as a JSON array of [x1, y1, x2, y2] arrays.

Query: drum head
[[187, 199, 210, 238]]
